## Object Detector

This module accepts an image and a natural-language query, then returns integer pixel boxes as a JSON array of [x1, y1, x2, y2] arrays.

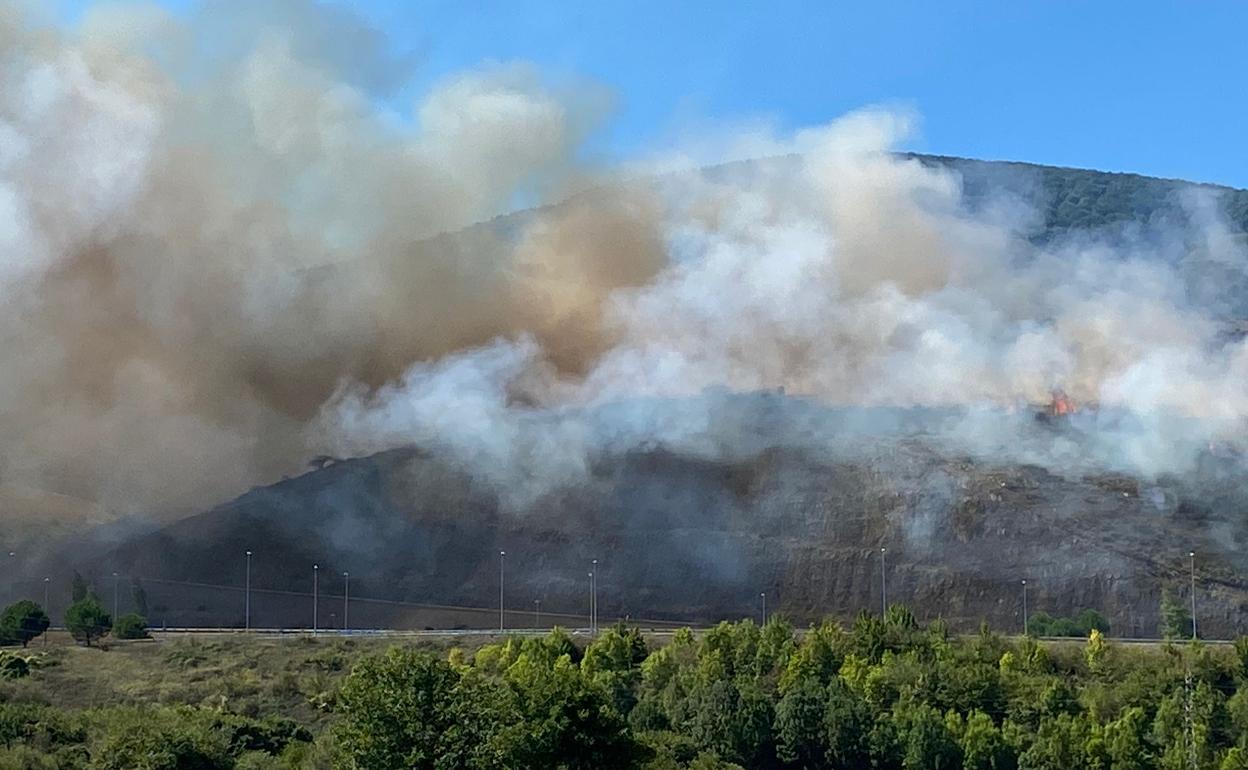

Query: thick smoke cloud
[[322, 112, 1248, 504], [2, 1, 1246, 524], [0, 0, 651, 518]]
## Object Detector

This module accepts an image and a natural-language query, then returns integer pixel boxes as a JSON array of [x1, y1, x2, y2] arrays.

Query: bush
[[1028, 609, 1110, 638], [63, 598, 110, 647], [335, 648, 459, 770], [0, 653, 30, 681], [89, 708, 233, 770], [0, 602, 49, 648], [112, 614, 149, 641]]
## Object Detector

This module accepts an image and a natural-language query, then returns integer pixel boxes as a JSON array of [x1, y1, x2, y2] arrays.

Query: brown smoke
[[0, 1, 660, 517]]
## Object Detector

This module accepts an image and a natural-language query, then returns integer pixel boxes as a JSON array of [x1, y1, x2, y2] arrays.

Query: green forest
[[2, 606, 1248, 769], [916, 154, 1248, 237]]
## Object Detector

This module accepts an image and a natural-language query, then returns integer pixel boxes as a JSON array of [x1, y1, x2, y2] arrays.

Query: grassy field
[[0, 633, 465, 728]]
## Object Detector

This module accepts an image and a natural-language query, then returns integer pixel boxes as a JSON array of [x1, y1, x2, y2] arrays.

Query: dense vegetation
[[1, 607, 1248, 768], [1025, 608, 1110, 639], [915, 154, 1248, 237]]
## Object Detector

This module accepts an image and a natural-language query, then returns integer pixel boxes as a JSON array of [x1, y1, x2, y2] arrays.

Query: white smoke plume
[[320, 110, 1248, 503], [1, 0, 1246, 522]]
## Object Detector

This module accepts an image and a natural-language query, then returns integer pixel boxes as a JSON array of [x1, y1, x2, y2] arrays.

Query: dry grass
[[0, 634, 461, 727]]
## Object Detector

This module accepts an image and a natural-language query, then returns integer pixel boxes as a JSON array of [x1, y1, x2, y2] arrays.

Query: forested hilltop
[[2, 612, 1248, 769], [914, 154, 1248, 237]]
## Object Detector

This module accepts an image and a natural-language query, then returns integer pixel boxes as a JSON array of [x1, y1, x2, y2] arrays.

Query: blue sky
[[55, 0, 1248, 188]]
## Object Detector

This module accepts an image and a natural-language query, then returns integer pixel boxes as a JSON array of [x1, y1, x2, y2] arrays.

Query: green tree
[[435, 669, 517, 770], [822, 678, 872, 769], [1223, 747, 1248, 770], [582, 623, 649, 716], [779, 621, 845, 693], [774, 675, 825, 768], [1232, 637, 1248, 680], [130, 578, 149, 618], [63, 596, 110, 647], [91, 707, 232, 770], [1104, 706, 1153, 770], [0, 601, 49, 648], [501, 652, 641, 770], [1160, 588, 1192, 640], [70, 571, 89, 603], [113, 613, 149, 640], [867, 713, 903, 770], [335, 648, 459, 770], [1017, 713, 1095, 770], [960, 710, 1014, 770], [1085, 628, 1110, 675], [1152, 679, 1225, 770], [895, 702, 961, 770]]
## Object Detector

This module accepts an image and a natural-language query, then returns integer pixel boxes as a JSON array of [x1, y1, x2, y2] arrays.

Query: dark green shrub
[[112, 614, 149, 640], [0, 601, 49, 648]]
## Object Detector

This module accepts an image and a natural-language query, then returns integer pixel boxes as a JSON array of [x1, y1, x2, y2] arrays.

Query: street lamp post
[[1022, 580, 1028, 636], [534, 599, 541, 629], [1190, 551, 1197, 640], [42, 578, 49, 647], [244, 551, 252, 631], [112, 572, 119, 620], [343, 572, 350, 632], [761, 592, 767, 625], [312, 565, 319, 636], [880, 547, 887, 615], [498, 551, 506, 633], [591, 559, 598, 634]]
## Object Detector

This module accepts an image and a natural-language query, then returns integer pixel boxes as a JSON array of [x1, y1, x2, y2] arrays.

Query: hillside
[[914, 154, 1248, 235], [17, 156, 1248, 636], [70, 398, 1248, 637]]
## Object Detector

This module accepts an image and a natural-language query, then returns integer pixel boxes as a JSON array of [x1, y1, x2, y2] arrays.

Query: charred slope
[[74, 408, 1248, 636], [13, 156, 1248, 632]]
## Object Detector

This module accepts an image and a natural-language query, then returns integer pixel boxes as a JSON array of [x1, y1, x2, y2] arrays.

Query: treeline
[[333, 607, 1248, 770], [5, 607, 1248, 768], [920, 154, 1248, 238], [0, 595, 148, 650]]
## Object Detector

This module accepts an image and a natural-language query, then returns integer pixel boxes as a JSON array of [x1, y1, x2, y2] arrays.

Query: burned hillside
[[54, 392, 1247, 636], [3, 1, 1248, 636]]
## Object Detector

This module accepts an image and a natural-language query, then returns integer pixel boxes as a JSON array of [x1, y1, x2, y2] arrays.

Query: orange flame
[[1049, 390, 1076, 416]]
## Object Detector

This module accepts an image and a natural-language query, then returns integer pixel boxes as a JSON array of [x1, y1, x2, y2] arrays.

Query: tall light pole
[[498, 551, 506, 633], [312, 564, 319, 636], [880, 547, 887, 615], [343, 571, 350, 632], [112, 572, 119, 620], [42, 578, 49, 647], [1021, 579, 1028, 636], [760, 592, 767, 625], [245, 551, 252, 631], [591, 559, 598, 633], [1190, 551, 1197, 640], [587, 571, 594, 633], [533, 599, 541, 629]]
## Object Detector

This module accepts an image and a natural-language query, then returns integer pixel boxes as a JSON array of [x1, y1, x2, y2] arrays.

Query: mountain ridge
[[9, 154, 1248, 635]]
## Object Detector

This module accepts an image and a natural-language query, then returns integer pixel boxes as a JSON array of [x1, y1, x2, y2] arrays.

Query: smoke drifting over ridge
[[2, 1, 1246, 520]]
